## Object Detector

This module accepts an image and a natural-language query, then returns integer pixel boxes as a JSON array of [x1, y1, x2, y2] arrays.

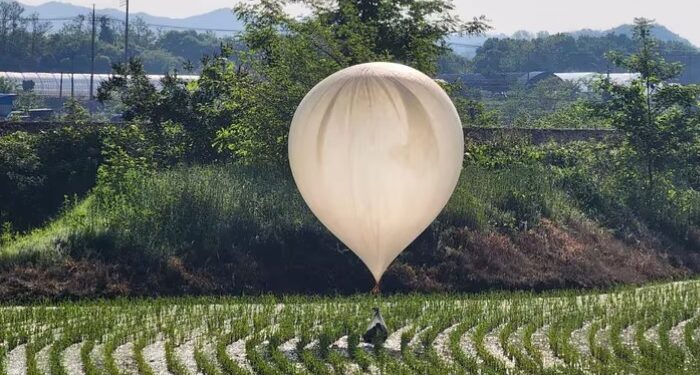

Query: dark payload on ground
[[363, 307, 389, 344]]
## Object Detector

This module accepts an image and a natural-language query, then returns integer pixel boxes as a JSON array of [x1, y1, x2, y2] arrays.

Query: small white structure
[[0, 72, 199, 98]]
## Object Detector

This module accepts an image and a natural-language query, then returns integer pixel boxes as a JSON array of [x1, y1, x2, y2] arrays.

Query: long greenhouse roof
[[0, 72, 199, 98]]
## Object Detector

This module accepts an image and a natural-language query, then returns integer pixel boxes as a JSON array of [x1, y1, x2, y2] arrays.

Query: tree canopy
[[472, 30, 700, 84]]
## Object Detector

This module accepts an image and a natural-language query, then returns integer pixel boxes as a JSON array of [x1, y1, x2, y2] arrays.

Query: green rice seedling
[[194, 340, 223, 375], [521, 321, 543, 369], [472, 315, 508, 374], [0, 344, 6, 375], [103, 330, 129, 375], [164, 339, 190, 375], [450, 321, 481, 374], [80, 339, 100, 375], [244, 335, 278, 375], [48, 330, 76, 375], [134, 336, 155, 375], [2, 279, 700, 375]]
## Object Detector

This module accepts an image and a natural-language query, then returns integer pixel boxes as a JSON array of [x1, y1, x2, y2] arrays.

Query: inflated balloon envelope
[[289, 62, 464, 288]]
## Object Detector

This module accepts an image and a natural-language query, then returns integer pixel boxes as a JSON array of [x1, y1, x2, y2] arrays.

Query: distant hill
[[19, 1, 245, 34], [571, 24, 695, 46], [18, 2, 698, 53]]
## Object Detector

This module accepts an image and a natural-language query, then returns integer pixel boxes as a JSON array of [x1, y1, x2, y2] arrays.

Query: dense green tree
[[97, 51, 249, 162], [437, 51, 472, 74], [156, 30, 220, 65], [97, 0, 489, 165], [597, 18, 700, 193], [58, 98, 90, 124], [212, 0, 489, 164], [97, 60, 158, 121], [473, 30, 700, 84]]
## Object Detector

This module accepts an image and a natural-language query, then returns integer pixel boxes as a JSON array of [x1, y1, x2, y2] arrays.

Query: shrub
[[0, 127, 102, 230]]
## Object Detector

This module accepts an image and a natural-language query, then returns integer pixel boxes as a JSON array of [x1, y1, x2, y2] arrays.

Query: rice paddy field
[[1, 280, 699, 375]]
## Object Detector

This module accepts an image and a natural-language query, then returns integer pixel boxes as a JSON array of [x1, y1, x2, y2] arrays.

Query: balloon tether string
[[371, 282, 381, 296]]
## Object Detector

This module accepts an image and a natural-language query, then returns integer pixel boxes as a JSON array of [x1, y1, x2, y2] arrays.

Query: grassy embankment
[[0, 155, 694, 298]]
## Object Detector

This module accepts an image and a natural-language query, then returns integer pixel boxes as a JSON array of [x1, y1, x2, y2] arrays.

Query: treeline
[[0, 0, 234, 73], [470, 32, 700, 83]]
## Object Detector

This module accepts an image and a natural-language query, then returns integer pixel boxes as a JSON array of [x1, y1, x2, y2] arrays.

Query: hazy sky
[[20, 0, 700, 46]]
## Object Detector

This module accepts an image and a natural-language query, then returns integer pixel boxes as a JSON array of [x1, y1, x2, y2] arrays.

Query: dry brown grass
[[385, 218, 690, 292], [0, 218, 694, 300]]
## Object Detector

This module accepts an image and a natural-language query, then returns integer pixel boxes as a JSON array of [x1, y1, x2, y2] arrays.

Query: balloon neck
[[371, 282, 381, 296]]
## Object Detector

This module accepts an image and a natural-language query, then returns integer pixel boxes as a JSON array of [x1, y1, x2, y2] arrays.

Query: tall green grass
[[1, 163, 569, 265]]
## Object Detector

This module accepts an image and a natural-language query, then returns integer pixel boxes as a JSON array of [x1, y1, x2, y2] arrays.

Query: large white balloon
[[289, 62, 464, 283]]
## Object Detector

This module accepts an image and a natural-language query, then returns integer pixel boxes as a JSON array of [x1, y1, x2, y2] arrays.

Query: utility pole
[[123, 0, 130, 64], [90, 4, 96, 100]]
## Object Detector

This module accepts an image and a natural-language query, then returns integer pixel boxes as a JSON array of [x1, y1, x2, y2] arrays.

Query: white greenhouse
[[0, 72, 199, 98]]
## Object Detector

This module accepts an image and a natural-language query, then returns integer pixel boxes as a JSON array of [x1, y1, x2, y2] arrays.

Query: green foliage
[[444, 82, 501, 127], [0, 128, 102, 230], [499, 78, 588, 127], [1, 156, 577, 287], [531, 100, 611, 129], [0, 76, 16, 93], [465, 134, 545, 168], [472, 30, 700, 83], [94, 1, 489, 166], [58, 98, 91, 124], [593, 18, 700, 239], [210, 0, 489, 165], [97, 60, 160, 121], [13, 89, 43, 112], [0, 118, 191, 232], [465, 77, 608, 129]]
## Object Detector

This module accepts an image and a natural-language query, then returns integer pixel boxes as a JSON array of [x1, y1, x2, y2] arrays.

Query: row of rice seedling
[[0, 280, 698, 374]]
